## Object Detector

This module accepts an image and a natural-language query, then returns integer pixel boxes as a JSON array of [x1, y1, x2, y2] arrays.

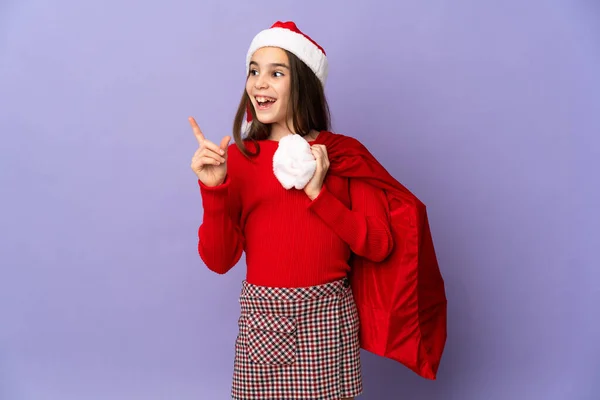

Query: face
[[246, 47, 292, 128]]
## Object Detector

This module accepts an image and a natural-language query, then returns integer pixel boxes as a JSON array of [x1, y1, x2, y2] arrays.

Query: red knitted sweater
[[197, 134, 394, 288]]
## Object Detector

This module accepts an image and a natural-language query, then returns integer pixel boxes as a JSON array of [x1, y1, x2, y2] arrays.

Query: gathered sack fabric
[[272, 134, 317, 189], [232, 278, 363, 400], [271, 131, 447, 380]]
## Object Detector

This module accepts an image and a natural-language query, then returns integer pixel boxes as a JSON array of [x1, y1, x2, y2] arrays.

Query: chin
[[255, 117, 274, 125], [255, 114, 282, 125]]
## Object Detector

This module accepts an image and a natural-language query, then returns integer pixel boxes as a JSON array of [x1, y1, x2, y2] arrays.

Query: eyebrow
[[249, 61, 290, 69]]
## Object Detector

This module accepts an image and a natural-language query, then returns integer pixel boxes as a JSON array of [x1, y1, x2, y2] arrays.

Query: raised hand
[[189, 117, 231, 187]]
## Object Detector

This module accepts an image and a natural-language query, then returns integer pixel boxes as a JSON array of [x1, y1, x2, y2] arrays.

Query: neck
[[268, 121, 318, 142], [268, 121, 294, 141]]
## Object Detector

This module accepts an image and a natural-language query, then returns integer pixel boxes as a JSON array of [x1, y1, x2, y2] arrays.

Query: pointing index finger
[[188, 117, 205, 145]]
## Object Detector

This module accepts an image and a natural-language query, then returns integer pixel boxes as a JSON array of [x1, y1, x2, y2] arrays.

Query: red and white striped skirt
[[231, 277, 363, 399]]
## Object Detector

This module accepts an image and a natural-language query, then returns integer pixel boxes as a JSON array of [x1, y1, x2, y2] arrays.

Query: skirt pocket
[[246, 313, 297, 365]]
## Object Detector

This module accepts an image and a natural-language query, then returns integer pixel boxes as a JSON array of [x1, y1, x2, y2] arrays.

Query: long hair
[[232, 50, 331, 158]]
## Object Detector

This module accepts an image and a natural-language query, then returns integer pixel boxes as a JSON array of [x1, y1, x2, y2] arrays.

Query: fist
[[304, 144, 330, 200]]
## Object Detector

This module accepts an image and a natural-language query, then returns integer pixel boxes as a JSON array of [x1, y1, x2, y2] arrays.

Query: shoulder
[[322, 130, 366, 147], [227, 141, 243, 159], [227, 140, 252, 160], [227, 139, 262, 169], [321, 131, 373, 157]]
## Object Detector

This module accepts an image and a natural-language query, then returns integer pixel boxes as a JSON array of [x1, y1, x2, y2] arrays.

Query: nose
[[254, 74, 268, 89]]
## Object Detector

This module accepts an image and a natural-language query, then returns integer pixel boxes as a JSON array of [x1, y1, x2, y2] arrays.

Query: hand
[[189, 117, 231, 187], [304, 144, 330, 200]]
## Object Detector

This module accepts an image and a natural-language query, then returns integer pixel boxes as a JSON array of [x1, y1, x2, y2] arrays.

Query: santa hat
[[242, 21, 328, 134]]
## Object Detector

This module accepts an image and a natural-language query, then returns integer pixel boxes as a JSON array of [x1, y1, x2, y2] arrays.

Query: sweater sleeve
[[307, 179, 394, 262], [197, 175, 244, 274]]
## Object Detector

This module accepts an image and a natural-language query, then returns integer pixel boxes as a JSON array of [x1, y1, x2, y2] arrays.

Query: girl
[[190, 21, 394, 400]]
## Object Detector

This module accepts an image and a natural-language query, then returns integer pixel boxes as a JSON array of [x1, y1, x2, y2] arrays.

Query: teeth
[[256, 96, 275, 103]]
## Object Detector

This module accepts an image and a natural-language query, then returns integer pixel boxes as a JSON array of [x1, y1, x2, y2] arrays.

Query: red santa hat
[[242, 21, 328, 133]]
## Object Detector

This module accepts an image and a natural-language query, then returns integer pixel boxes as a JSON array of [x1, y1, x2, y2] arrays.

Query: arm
[[307, 178, 394, 262], [197, 175, 244, 274]]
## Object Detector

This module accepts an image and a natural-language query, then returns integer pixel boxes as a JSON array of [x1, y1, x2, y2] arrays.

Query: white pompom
[[272, 134, 317, 190], [241, 120, 251, 135]]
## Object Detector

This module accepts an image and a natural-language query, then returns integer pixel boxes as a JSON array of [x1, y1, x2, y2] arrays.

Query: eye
[[273, 71, 284, 77], [249, 69, 259, 76]]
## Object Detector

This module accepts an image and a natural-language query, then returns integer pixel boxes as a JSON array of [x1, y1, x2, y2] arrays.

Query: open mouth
[[255, 96, 277, 110]]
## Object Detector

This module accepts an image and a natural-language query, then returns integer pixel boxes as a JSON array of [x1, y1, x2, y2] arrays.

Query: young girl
[[189, 21, 396, 400]]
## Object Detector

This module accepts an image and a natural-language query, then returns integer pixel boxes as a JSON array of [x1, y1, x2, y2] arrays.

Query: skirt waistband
[[240, 277, 350, 301]]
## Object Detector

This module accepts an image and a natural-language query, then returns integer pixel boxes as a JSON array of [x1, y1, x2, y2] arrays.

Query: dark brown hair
[[232, 49, 331, 158]]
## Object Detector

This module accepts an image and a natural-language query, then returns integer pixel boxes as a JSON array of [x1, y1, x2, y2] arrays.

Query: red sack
[[320, 131, 447, 380]]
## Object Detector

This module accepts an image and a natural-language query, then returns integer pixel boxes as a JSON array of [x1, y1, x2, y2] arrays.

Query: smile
[[255, 96, 277, 110]]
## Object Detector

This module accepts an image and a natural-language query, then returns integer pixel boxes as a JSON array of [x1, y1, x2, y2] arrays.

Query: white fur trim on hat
[[246, 27, 329, 86]]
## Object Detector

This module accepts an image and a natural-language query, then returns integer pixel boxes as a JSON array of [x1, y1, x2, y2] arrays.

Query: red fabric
[[318, 131, 447, 380], [197, 138, 394, 288], [270, 21, 326, 55]]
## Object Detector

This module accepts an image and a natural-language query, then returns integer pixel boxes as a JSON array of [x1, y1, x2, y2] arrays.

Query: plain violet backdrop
[[1, 0, 599, 399]]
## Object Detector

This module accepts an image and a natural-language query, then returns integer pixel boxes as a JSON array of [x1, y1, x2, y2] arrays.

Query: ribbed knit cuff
[[199, 175, 230, 213], [307, 184, 348, 227]]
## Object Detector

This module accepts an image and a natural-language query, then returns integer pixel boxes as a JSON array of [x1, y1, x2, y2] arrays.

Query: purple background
[[1, 0, 599, 399]]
